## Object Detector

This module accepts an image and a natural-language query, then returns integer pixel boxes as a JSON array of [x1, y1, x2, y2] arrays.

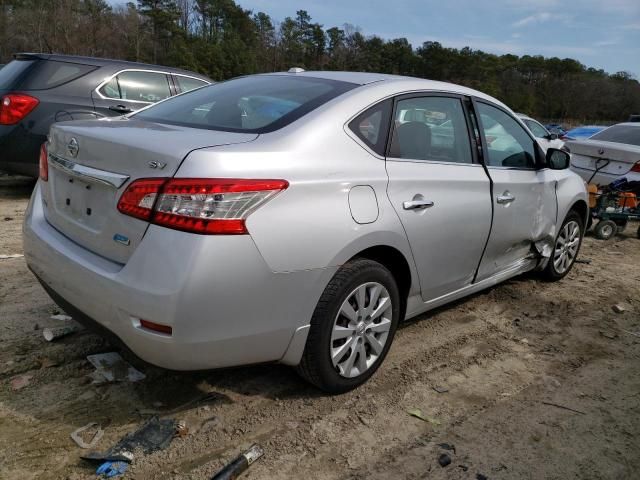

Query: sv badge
[[148, 161, 167, 170]]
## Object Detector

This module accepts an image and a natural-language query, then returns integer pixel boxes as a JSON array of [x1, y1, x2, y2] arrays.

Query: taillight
[[0, 93, 39, 125], [39, 143, 48, 181], [117, 178, 289, 235], [631, 162, 640, 173]]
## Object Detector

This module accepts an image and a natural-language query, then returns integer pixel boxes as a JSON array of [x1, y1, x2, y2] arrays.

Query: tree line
[[1, 0, 638, 123]]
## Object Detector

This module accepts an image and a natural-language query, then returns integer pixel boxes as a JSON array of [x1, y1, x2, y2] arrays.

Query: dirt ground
[[1, 174, 639, 480]]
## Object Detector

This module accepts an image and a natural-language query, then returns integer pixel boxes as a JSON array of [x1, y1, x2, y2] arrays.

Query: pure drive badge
[[113, 233, 130, 246]]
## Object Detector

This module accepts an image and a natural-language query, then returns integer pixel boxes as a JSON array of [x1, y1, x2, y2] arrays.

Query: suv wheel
[[543, 211, 584, 281], [297, 259, 400, 393]]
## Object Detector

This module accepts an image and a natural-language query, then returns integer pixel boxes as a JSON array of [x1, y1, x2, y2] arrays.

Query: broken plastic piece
[[70, 422, 104, 449], [82, 417, 176, 464], [96, 461, 128, 478], [43, 323, 83, 341], [86, 352, 146, 383], [50, 314, 73, 321]]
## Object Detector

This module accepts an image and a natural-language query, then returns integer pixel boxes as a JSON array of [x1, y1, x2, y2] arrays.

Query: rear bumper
[[23, 182, 332, 370]]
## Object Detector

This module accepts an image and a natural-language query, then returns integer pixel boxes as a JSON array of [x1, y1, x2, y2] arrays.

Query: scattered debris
[[211, 444, 264, 479], [0, 254, 24, 259], [476, 473, 488, 480], [407, 408, 441, 425], [438, 453, 452, 467], [520, 338, 529, 344], [137, 392, 222, 416], [96, 461, 128, 478], [82, 417, 176, 464], [542, 401, 586, 415], [620, 329, 640, 338], [86, 353, 146, 384], [50, 314, 73, 322], [611, 304, 625, 314], [43, 323, 84, 342], [10, 374, 33, 391], [599, 330, 618, 340], [574, 258, 592, 264], [433, 385, 449, 394], [4, 216, 13, 221], [437, 443, 456, 454], [459, 464, 469, 471], [176, 420, 189, 437], [70, 422, 104, 449]]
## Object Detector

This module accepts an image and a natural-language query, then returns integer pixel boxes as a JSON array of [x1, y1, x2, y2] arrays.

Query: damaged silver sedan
[[24, 71, 588, 393]]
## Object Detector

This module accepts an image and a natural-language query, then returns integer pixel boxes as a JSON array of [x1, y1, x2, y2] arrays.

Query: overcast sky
[[112, 0, 640, 76]]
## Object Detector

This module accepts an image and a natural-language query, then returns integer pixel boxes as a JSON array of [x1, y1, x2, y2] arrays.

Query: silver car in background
[[24, 71, 587, 392]]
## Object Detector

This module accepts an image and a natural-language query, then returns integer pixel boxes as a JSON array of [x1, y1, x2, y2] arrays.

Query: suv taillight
[[0, 93, 39, 125], [117, 178, 289, 234], [39, 142, 49, 181], [631, 162, 640, 173]]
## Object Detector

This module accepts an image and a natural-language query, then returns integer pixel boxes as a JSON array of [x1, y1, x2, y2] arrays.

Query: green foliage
[[0, 0, 638, 121]]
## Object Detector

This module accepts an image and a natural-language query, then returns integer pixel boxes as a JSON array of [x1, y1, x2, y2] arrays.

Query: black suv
[[0, 53, 211, 176]]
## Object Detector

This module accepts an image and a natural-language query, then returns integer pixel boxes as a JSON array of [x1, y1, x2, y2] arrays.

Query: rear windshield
[[591, 125, 640, 147], [0, 59, 36, 89], [134, 75, 357, 133], [20, 60, 97, 90]]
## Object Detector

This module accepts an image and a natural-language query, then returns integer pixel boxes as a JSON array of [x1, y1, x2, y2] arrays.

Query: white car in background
[[565, 123, 640, 186], [517, 114, 564, 151]]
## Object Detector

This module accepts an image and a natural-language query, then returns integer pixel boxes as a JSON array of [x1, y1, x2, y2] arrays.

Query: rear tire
[[594, 220, 617, 240], [297, 259, 400, 394], [542, 211, 584, 281]]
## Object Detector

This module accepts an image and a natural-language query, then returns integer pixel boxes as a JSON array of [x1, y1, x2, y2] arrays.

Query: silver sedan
[[24, 71, 588, 392]]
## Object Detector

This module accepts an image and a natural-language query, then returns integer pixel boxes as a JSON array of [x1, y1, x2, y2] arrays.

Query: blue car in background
[[545, 123, 567, 136], [561, 125, 607, 140]]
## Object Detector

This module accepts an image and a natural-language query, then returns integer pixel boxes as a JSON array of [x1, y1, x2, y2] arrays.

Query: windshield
[[134, 75, 357, 133], [591, 125, 640, 147]]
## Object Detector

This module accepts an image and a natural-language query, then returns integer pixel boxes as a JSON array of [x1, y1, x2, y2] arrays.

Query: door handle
[[496, 192, 515, 204], [108, 104, 133, 114], [403, 199, 435, 210]]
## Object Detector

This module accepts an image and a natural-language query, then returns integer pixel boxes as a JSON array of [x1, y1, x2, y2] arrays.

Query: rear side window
[[389, 96, 473, 164], [135, 75, 357, 133], [20, 60, 97, 90], [348, 99, 392, 155], [0, 60, 36, 89], [174, 75, 208, 93], [100, 71, 171, 103], [591, 125, 640, 147], [524, 119, 548, 139]]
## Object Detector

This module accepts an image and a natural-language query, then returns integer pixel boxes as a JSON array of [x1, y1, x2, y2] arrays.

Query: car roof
[[13, 53, 211, 81], [263, 70, 510, 109]]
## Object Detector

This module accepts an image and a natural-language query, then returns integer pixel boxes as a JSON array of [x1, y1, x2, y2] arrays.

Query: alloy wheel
[[553, 220, 581, 274], [330, 282, 393, 378]]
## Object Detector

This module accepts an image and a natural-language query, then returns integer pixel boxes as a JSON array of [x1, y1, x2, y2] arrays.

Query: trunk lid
[[42, 117, 258, 264], [568, 139, 640, 176]]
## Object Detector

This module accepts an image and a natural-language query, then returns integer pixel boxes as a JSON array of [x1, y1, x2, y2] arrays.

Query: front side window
[[524, 119, 549, 139], [100, 71, 171, 103], [134, 75, 357, 133], [348, 99, 392, 155], [388, 96, 473, 163], [477, 103, 537, 169], [591, 125, 640, 147]]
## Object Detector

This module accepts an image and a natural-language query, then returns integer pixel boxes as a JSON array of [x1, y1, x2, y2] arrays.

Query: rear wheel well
[[349, 246, 412, 320], [568, 200, 588, 227]]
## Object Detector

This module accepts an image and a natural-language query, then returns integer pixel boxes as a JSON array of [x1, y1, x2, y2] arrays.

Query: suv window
[[100, 71, 171, 103], [524, 119, 548, 139], [389, 96, 473, 163], [174, 75, 208, 93], [477, 103, 536, 169], [135, 75, 356, 133], [20, 60, 97, 90], [348, 99, 392, 155], [0, 59, 36, 89]]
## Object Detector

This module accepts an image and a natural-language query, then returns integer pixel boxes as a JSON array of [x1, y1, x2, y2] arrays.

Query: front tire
[[543, 211, 584, 281], [297, 259, 400, 394]]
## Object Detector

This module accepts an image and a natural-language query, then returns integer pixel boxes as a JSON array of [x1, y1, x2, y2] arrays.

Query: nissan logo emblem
[[67, 138, 79, 158]]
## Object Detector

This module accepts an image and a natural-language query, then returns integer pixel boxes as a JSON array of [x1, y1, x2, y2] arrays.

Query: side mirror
[[546, 148, 570, 170], [547, 133, 558, 140]]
